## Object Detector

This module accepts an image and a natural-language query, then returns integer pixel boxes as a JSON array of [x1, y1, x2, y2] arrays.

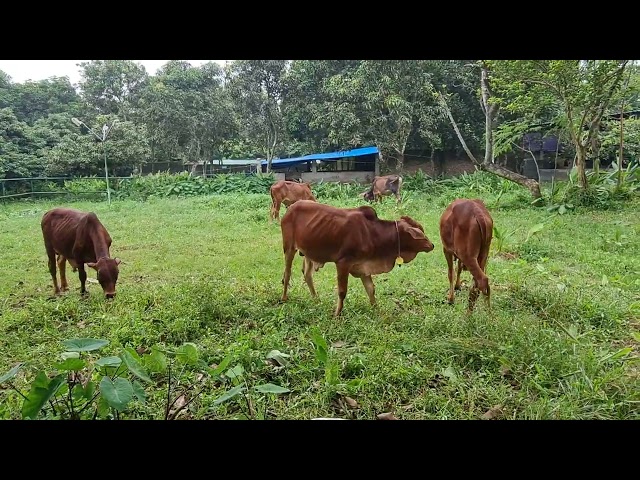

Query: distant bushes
[[2, 167, 638, 208]]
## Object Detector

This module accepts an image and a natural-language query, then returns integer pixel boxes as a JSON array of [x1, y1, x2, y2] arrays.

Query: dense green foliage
[[2, 60, 637, 183]]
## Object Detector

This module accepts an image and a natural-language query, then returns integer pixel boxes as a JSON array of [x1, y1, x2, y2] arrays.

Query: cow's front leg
[[57, 255, 69, 292], [78, 263, 88, 296], [334, 262, 350, 316]]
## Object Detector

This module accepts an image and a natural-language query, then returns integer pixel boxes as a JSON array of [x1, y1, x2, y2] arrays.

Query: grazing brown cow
[[439, 199, 493, 312], [270, 180, 316, 222], [280, 200, 435, 316], [41, 208, 121, 298], [362, 175, 403, 203]]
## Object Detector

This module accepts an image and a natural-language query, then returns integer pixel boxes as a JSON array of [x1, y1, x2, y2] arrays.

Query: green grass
[[1, 189, 639, 420]]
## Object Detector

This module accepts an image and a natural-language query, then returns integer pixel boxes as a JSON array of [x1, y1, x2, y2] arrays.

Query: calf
[[41, 208, 121, 298], [362, 175, 403, 203], [270, 180, 316, 222], [439, 199, 493, 312], [280, 200, 434, 316]]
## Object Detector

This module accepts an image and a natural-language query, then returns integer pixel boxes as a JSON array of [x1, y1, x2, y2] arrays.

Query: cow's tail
[[474, 215, 488, 255]]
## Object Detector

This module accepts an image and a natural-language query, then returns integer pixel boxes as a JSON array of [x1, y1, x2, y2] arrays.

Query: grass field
[[1, 188, 639, 420]]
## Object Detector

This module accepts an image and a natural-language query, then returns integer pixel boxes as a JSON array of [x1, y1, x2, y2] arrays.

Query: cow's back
[[282, 201, 372, 261], [42, 208, 86, 257]]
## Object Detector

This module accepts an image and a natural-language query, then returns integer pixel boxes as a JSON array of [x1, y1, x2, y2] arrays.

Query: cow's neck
[[88, 228, 110, 260], [371, 221, 402, 260]]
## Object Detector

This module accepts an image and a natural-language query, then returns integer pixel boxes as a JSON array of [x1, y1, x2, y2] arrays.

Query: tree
[[226, 60, 288, 173], [46, 115, 150, 177], [138, 61, 234, 167], [78, 60, 149, 121], [488, 60, 630, 189], [282, 60, 360, 154], [0, 108, 46, 178]]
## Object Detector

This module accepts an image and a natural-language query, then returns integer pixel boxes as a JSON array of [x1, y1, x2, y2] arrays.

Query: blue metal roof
[[261, 146, 379, 167]]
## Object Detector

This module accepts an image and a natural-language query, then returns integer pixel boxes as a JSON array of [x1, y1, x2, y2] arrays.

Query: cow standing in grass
[[362, 175, 403, 204], [439, 199, 493, 312], [269, 180, 316, 222], [280, 200, 434, 316], [41, 208, 121, 299]]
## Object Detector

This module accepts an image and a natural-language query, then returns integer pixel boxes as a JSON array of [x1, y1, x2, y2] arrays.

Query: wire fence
[[0, 176, 140, 201]]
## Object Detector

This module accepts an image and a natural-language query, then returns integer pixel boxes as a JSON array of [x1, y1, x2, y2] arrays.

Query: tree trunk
[[575, 144, 589, 188], [482, 162, 542, 198], [395, 152, 404, 172], [438, 89, 542, 199]]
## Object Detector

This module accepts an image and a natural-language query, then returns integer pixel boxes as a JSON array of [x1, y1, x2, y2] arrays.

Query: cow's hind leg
[[361, 275, 376, 305], [444, 250, 456, 304], [303, 257, 318, 298], [57, 255, 69, 292], [281, 248, 296, 302], [454, 258, 464, 290]]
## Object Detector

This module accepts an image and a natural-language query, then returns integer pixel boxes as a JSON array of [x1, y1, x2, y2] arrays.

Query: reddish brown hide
[[439, 199, 493, 312], [280, 200, 434, 316], [41, 208, 121, 298]]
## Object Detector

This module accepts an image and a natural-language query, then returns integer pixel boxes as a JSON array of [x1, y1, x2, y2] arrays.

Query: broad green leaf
[[62, 338, 109, 352], [72, 384, 85, 401], [254, 383, 290, 394], [132, 380, 146, 404], [442, 366, 457, 381], [97, 396, 110, 417], [175, 343, 199, 365], [124, 347, 141, 361], [95, 356, 122, 368], [21, 372, 66, 419], [311, 330, 328, 365], [632, 332, 640, 342], [208, 354, 232, 378], [84, 381, 96, 400], [120, 351, 152, 383], [0, 363, 23, 384], [60, 352, 80, 360], [54, 358, 86, 371], [266, 350, 291, 367], [558, 204, 567, 215], [100, 377, 134, 412], [525, 223, 545, 242], [144, 348, 167, 374], [213, 385, 245, 406], [225, 364, 244, 380]]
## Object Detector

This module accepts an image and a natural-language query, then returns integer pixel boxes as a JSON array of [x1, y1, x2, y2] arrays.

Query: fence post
[[30, 180, 34, 199]]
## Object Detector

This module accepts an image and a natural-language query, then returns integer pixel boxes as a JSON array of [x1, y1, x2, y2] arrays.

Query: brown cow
[[439, 199, 493, 312], [280, 200, 435, 316], [362, 175, 403, 203], [41, 208, 121, 298], [270, 180, 316, 222]]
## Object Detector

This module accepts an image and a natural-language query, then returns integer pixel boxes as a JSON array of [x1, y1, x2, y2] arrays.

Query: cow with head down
[[439, 198, 493, 312], [41, 208, 121, 299], [279, 200, 434, 316], [270, 180, 316, 222], [362, 175, 403, 204]]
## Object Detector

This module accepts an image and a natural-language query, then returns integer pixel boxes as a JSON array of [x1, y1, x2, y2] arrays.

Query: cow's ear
[[401, 216, 425, 232], [407, 227, 426, 240], [115, 258, 122, 265], [86, 262, 98, 269]]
